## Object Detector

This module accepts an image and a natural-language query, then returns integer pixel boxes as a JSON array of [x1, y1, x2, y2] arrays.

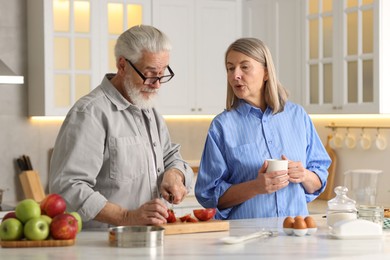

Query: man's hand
[[95, 199, 169, 226], [160, 168, 187, 204]]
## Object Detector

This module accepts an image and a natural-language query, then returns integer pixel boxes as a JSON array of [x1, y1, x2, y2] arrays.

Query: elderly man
[[49, 25, 193, 229]]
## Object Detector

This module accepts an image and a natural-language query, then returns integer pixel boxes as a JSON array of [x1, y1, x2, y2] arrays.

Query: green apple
[[40, 215, 52, 225], [0, 218, 24, 241], [15, 199, 41, 223], [69, 212, 82, 233], [24, 217, 49, 241]]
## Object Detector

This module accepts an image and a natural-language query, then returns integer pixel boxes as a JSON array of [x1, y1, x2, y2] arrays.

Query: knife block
[[19, 170, 46, 202]]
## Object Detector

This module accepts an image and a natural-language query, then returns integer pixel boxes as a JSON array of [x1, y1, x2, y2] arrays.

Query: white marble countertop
[[1, 214, 390, 259]]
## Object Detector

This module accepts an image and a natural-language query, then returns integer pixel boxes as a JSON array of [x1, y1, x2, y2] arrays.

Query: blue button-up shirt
[[195, 100, 331, 220]]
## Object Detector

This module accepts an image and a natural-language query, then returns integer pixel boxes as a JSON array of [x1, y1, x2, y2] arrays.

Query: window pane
[[363, 0, 373, 5], [363, 60, 373, 102], [323, 16, 333, 58], [362, 9, 373, 54], [309, 19, 319, 59], [324, 63, 332, 103], [109, 39, 117, 72], [108, 3, 123, 34], [75, 74, 91, 101], [53, 0, 70, 32], [347, 12, 358, 56], [347, 0, 358, 8], [309, 0, 318, 15], [310, 64, 319, 104], [54, 37, 70, 70], [74, 1, 90, 33], [75, 38, 90, 70], [322, 0, 332, 12], [54, 74, 71, 107], [127, 4, 142, 28], [347, 61, 358, 103]]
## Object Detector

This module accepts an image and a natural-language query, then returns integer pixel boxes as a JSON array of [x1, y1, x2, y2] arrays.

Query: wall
[[1, 1, 389, 208]]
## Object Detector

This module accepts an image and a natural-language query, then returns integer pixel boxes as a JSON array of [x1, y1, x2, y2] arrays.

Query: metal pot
[[108, 226, 164, 248]]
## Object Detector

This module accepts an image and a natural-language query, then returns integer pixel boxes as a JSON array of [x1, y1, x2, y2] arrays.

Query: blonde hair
[[225, 38, 288, 114]]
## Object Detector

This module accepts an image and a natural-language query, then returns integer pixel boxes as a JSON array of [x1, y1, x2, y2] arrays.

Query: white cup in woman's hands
[[266, 159, 288, 173]]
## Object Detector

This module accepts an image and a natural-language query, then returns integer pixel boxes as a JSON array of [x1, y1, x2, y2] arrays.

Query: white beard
[[124, 77, 158, 109]]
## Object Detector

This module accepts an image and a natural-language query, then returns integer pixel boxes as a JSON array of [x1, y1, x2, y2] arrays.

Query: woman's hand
[[257, 160, 289, 194], [281, 155, 322, 193]]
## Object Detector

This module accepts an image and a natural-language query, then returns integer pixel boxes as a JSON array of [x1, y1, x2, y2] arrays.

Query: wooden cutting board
[[317, 135, 337, 200], [160, 220, 229, 235], [0, 239, 75, 248]]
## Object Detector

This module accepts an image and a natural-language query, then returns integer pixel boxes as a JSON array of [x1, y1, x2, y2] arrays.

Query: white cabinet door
[[27, 0, 151, 116], [302, 0, 390, 114], [242, 0, 302, 105], [153, 0, 242, 115]]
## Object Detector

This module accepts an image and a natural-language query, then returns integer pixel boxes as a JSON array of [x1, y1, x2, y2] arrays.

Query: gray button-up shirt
[[49, 74, 193, 229]]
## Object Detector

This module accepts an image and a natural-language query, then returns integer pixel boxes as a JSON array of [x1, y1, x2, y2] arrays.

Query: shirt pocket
[[108, 136, 146, 182]]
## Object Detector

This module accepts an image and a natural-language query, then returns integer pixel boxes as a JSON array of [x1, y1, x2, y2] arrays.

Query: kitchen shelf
[[326, 122, 390, 130]]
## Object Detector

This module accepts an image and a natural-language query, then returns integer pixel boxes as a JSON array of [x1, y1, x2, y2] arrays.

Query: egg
[[293, 216, 307, 229], [304, 216, 317, 228], [304, 216, 318, 235], [283, 216, 295, 235], [293, 216, 308, 236], [283, 216, 295, 228]]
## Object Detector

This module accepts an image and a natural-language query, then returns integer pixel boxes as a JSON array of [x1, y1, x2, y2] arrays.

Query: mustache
[[141, 87, 158, 93]]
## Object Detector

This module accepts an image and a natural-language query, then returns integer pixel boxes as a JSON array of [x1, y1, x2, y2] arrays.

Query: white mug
[[344, 132, 356, 149], [376, 134, 387, 150], [330, 132, 344, 149], [360, 133, 372, 150], [266, 159, 288, 173]]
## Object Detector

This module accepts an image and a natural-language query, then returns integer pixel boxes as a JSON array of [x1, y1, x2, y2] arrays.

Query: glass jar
[[358, 205, 384, 228], [327, 186, 357, 227]]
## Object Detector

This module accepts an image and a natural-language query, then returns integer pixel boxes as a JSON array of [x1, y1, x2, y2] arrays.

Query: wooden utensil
[[318, 135, 337, 200]]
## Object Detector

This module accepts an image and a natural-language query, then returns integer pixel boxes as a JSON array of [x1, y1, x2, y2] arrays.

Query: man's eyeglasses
[[125, 59, 174, 85]]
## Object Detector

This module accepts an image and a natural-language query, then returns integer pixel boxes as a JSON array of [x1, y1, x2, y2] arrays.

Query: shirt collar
[[101, 74, 150, 114], [236, 99, 272, 118]]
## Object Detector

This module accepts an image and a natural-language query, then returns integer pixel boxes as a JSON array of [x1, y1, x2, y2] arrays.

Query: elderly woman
[[195, 38, 331, 220]]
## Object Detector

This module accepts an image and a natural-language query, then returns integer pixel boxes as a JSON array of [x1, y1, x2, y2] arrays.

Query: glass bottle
[[327, 186, 357, 227]]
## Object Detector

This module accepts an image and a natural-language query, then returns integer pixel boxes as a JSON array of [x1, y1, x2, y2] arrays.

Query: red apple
[[40, 193, 67, 218], [50, 213, 78, 240], [1, 211, 17, 223], [193, 208, 217, 221]]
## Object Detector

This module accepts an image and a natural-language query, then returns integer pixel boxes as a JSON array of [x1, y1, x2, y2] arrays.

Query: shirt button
[[157, 168, 161, 173], [153, 142, 157, 147], [268, 140, 272, 144]]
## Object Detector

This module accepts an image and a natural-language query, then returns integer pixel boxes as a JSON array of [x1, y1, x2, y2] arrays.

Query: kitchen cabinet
[[27, 0, 151, 116], [302, 0, 390, 114], [152, 0, 242, 115], [242, 0, 303, 105]]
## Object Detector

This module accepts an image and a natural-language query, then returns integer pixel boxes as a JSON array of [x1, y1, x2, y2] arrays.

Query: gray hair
[[115, 25, 172, 63], [225, 38, 288, 114]]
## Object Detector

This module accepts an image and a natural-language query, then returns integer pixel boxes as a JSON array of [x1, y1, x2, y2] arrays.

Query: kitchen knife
[[16, 158, 27, 171], [22, 155, 33, 170], [25, 155, 33, 170], [168, 193, 174, 210]]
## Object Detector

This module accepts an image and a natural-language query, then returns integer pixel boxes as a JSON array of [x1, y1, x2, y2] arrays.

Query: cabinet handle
[[332, 106, 343, 110], [191, 108, 196, 112], [198, 108, 202, 111]]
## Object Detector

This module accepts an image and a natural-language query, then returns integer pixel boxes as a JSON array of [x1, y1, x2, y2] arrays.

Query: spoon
[[220, 230, 278, 244]]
